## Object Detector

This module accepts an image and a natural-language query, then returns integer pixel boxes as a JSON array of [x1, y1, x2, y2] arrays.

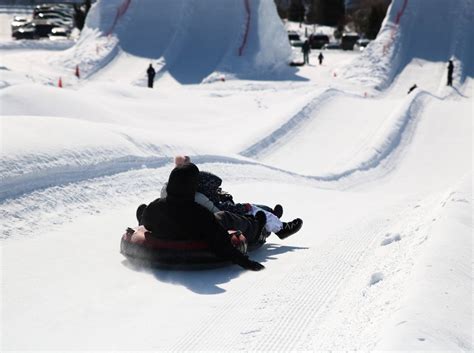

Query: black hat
[[166, 163, 199, 203]]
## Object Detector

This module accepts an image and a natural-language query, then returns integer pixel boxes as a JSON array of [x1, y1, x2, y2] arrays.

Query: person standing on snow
[[146, 63, 156, 88], [407, 83, 417, 94], [447, 60, 454, 86], [302, 39, 311, 65], [318, 52, 324, 65]]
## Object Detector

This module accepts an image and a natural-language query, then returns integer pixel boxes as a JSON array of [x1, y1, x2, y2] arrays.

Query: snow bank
[[342, 0, 474, 89], [376, 175, 472, 350], [240, 88, 344, 159], [58, 0, 292, 83], [0, 115, 184, 201], [243, 87, 430, 182]]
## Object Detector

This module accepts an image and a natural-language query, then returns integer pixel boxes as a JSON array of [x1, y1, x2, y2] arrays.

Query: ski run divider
[[241, 89, 435, 183], [0, 91, 436, 203], [240, 88, 343, 159], [0, 154, 268, 203]]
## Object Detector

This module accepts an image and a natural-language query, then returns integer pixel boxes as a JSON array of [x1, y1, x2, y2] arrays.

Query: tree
[[305, 0, 345, 26], [287, 0, 305, 22], [73, 0, 92, 31], [366, 1, 388, 39], [323, 0, 345, 26], [274, 0, 290, 18], [349, 0, 390, 39]]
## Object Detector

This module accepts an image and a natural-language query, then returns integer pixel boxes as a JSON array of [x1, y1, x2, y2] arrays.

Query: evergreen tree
[[305, 0, 345, 26], [349, 0, 390, 39], [274, 0, 290, 18], [305, 0, 323, 24], [366, 1, 388, 39], [73, 0, 92, 31], [288, 0, 305, 22], [323, 0, 345, 26]]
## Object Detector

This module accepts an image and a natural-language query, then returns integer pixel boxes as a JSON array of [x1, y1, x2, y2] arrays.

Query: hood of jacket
[[197, 171, 222, 195], [166, 163, 199, 203]]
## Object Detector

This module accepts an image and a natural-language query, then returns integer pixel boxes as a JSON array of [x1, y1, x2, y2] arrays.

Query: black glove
[[218, 191, 234, 203], [239, 259, 265, 271]]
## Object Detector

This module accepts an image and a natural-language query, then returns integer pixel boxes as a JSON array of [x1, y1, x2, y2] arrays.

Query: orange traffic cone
[[58, 77, 63, 88], [75, 65, 80, 79]]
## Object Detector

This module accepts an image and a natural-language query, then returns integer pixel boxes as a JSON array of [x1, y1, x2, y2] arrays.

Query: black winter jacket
[[141, 163, 250, 266], [147, 66, 156, 78], [197, 171, 248, 215]]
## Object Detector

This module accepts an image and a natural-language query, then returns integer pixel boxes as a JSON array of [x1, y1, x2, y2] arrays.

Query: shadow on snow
[[121, 243, 308, 294]]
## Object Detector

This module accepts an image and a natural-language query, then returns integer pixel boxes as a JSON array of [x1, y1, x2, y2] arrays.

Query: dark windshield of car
[[288, 34, 300, 41]]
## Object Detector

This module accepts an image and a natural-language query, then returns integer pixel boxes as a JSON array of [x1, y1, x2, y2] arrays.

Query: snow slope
[[0, 0, 472, 351], [342, 0, 474, 90], [58, 0, 293, 84]]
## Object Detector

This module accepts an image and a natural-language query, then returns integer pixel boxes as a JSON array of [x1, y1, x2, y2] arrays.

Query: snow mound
[[59, 0, 292, 83], [342, 0, 474, 89]]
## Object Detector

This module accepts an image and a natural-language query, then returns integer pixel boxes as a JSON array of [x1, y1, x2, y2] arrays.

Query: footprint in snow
[[369, 272, 384, 286], [381, 233, 401, 246]]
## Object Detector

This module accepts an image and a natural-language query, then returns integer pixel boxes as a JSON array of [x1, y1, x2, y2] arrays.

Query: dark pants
[[447, 74, 453, 86], [215, 211, 260, 244], [303, 52, 309, 64], [148, 76, 154, 88]]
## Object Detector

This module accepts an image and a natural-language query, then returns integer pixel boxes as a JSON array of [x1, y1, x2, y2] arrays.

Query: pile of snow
[[57, 0, 292, 83], [342, 0, 474, 89]]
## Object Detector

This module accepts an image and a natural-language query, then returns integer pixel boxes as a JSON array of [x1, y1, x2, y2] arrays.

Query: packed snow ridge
[[59, 0, 293, 83]]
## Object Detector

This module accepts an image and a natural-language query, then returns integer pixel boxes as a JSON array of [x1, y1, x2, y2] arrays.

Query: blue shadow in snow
[[121, 243, 308, 294], [451, 85, 470, 98]]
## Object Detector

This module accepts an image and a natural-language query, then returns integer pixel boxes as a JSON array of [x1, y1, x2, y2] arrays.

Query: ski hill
[[60, 0, 292, 84], [343, 0, 474, 90], [0, 0, 472, 351]]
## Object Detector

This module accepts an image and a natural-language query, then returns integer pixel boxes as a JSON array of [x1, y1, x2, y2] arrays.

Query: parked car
[[12, 23, 37, 40], [35, 13, 73, 27], [35, 10, 72, 19], [30, 19, 60, 38], [288, 31, 304, 48], [354, 38, 371, 51], [11, 16, 29, 31], [323, 42, 341, 50], [341, 33, 360, 50], [48, 27, 69, 41], [33, 4, 74, 17], [309, 34, 329, 49]]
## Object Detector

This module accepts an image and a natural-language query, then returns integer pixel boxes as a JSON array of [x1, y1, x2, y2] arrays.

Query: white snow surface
[[57, 0, 293, 84], [0, 0, 472, 351]]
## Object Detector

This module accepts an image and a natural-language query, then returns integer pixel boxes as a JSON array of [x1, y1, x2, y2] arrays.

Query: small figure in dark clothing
[[302, 39, 311, 65], [146, 64, 156, 88], [407, 84, 417, 94], [447, 60, 454, 86], [318, 52, 324, 65], [138, 163, 265, 271]]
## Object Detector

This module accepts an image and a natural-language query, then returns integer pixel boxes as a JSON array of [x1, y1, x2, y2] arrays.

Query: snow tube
[[289, 61, 305, 67], [120, 226, 262, 269]]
